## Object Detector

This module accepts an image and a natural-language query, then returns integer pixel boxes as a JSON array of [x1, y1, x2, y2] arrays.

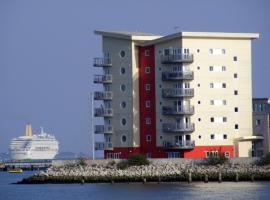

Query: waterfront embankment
[[17, 158, 270, 184]]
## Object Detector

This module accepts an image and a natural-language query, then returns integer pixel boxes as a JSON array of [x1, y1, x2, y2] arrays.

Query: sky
[[0, 0, 269, 155]]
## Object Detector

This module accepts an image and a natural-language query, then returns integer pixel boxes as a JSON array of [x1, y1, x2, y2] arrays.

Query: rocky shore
[[18, 159, 270, 184]]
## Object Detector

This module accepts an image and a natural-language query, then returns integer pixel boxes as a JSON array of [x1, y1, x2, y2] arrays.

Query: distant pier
[[0, 160, 53, 171]]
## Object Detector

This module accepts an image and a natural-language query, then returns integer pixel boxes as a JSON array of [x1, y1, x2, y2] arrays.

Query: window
[[121, 135, 127, 143], [210, 117, 214, 122], [145, 100, 151, 108], [206, 151, 219, 158], [145, 50, 150, 56], [120, 67, 126, 74], [197, 83, 200, 87], [197, 49, 200, 53], [121, 118, 127, 126], [145, 67, 150, 74], [167, 152, 180, 158], [197, 66, 200, 70], [210, 83, 214, 88], [234, 73, 238, 78], [209, 49, 225, 55], [256, 119, 261, 126], [223, 134, 228, 139], [198, 135, 202, 139], [209, 66, 213, 71], [146, 135, 151, 142], [146, 153, 152, 158], [120, 101, 126, 108], [145, 84, 150, 91], [209, 49, 213, 54], [211, 117, 227, 123], [222, 49, 226, 54], [145, 118, 151, 125], [224, 151, 230, 158], [120, 84, 126, 92], [234, 90, 238, 95], [210, 100, 214, 105], [233, 56, 237, 61], [235, 124, 239, 129], [222, 83, 226, 88], [223, 100, 227, 105], [198, 118, 201, 122], [119, 50, 126, 58], [198, 101, 201, 104], [223, 117, 227, 122], [222, 66, 226, 71], [235, 107, 238, 112], [210, 134, 215, 139]]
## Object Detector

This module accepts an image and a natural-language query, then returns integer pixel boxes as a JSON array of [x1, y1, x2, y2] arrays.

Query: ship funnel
[[25, 123, 33, 137]]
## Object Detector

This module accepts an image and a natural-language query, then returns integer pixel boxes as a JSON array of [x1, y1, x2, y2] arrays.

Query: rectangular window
[[234, 73, 238, 78], [209, 48, 226, 55], [146, 135, 151, 142], [222, 66, 226, 71], [210, 134, 215, 139], [222, 83, 226, 88], [255, 119, 261, 126], [145, 100, 151, 108], [145, 67, 150, 74], [235, 124, 239, 129], [234, 90, 238, 95], [210, 100, 227, 106], [209, 66, 226, 72], [167, 152, 180, 158], [233, 56, 238, 61], [223, 117, 227, 122], [209, 66, 214, 71], [211, 117, 227, 123], [210, 117, 214, 122], [145, 118, 151, 125], [235, 107, 238, 112], [145, 50, 150, 56], [223, 134, 228, 139], [224, 151, 230, 158], [145, 84, 151, 91], [210, 83, 214, 88], [210, 83, 226, 89]]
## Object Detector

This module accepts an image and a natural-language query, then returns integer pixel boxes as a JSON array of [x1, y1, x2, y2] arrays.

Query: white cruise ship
[[9, 124, 59, 160]]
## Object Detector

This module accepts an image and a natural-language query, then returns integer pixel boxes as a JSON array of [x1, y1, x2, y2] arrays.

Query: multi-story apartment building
[[93, 30, 259, 159], [252, 98, 270, 157]]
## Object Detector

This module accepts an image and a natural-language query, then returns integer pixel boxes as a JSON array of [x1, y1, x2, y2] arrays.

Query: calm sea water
[[1, 171, 270, 200]]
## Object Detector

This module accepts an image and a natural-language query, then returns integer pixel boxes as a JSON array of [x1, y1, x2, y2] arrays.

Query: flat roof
[[95, 30, 259, 45]]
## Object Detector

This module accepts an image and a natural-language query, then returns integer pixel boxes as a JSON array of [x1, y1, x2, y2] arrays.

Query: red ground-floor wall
[[104, 145, 234, 159]]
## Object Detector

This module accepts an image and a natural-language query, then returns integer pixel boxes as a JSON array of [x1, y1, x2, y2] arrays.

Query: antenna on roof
[[174, 26, 180, 32]]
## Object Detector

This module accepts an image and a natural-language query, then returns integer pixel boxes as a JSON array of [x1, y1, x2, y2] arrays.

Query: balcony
[[94, 125, 114, 134], [93, 58, 112, 67], [94, 91, 113, 100], [162, 89, 194, 98], [95, 142, 113, 150], [93, 75, 112, 84], [162, 105, 194, 115], [162, 123, 195, 133], [163, 140, 195, 150], [161, 54, 193, 64], [94, 108, 113, 117], [162, 71, 194, 81]]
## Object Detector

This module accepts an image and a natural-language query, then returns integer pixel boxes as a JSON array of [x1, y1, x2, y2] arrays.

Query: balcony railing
[[162, 105, 194, 115], [162, 71, 194, 81], [161, 54, 193, 64], [94, 108, 113, 117], [162, 88, 194, 98], [93, 58, 112, 67], [94, 125, 114, 134], [163, 140, 195, 150], [95, 142, 113, 150], [162, 123, 195, 133], [93, 75, 112, 84], [94, 91, 113, 100]]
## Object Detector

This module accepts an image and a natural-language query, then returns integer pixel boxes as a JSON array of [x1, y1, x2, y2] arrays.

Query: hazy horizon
[[0, 0, 270, 155]]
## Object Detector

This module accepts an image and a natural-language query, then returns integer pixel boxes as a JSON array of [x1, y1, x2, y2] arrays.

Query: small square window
[[233, 56, 237, 61], [145, 67, 150, 74], [198, 135, 202, 139], [234, 90, 238, 95], [222, 66, 226, 71], [234, 73, 238, 78], [235, 124, 239, 129], [223, 117, 227, 122], [145, 50, 150, 56], [222, 83, 226, 88], [197, 66, 200, 70], [210, 134, 215, 139], [256, 119, 261, 126], [145, 118, 151, 125], [197, 49, 200, 53], [210, 100, 214, 105], [222, 49, 226, 54], [198, 101, 201, 104], [223, 100, 227, 105], [210, 117, 214, 122], [198, 118, 201, 122], [197, 83, 200, 87], [223, 134, 228, 139], [146, 135, 151, 142], [209, 49, 213, 54], [145, 84, 151, 91], [209, 66, 213, 71], [235, 107, 238, 112], [145, 101, 151, 108], [210, 83, 214, 88]]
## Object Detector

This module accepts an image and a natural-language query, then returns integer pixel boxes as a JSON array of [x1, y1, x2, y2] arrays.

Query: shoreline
[[17, 159, 270, 184]]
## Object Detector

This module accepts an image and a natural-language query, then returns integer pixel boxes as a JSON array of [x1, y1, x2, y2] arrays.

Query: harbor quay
[[17, 158, 270, 184]]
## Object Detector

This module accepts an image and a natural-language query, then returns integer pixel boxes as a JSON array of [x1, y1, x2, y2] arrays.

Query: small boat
[[9, 168, 23, 173]]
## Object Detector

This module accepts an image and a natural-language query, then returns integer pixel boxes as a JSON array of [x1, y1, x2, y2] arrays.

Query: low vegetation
[[259, 152, 270, 165], [77, 157, 87, 167], [116, 154, 150, 169], [206, 153, 228, 165]]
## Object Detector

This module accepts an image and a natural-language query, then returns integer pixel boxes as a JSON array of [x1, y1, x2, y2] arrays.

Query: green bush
[[116, 160, 129, 170], [77, 157, 87, 167], [207, 153, 228, 165], [127, 154, 150, 166], [260, 152, 270, 165]]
